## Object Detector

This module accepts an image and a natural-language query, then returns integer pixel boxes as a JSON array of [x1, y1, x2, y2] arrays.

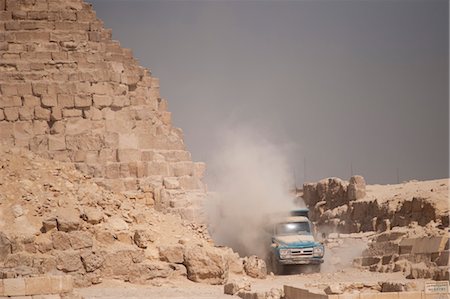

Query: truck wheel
[[269, 254, 284, 275], [304, 264, 321, 273]]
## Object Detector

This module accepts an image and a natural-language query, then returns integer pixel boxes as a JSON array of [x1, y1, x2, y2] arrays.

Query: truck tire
[[268, 253, 284, 275]]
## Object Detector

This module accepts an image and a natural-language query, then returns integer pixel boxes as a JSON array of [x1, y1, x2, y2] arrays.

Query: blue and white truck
[[267, 209, 324, 274]]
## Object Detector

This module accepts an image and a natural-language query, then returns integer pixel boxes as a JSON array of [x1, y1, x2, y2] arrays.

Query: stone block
[[147, 161, 169, 176], [91, 82, 111, 95], [65, 118, 90, 135], [93, 95, 112, 108], [171, 161, 194, 176], [179, 176, 202, 190], [141, 150, 155, 161], [163, 177, 180, 189], [48, 135, 66, 151], [22, 95, 40, 107], [74, 94, 92, 108], [117, 149, 141, 162], [34, 106, 51, 121], [0, 109, 4, 121], [62, 109, 82, 118], [118, 133, 138, 149], [0, 83, 18, 96], [41, 95, 57, 107], [3, 277, 26, 296], [19, 106, 34, 120], [66, 134, 103, 151], [25, 276, 52, 295], [29, 135, 48, 152], [128, 161, 148, 178], [33, 120, 49, 135], [49, 275, 73, 293], [0, 96, 21, 108], [105, 163, 120, 179], [57, 94, 74, 108], [51, 107, 62, 121], [4, 107, 19, 121], [13, 121, 33, 139]]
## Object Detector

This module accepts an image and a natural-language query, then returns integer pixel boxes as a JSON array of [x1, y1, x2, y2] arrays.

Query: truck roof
[[282, 216, 310, 223]]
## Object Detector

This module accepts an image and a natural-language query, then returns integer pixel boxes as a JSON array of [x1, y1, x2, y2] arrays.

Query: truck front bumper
[[278, 257, 323, 265]]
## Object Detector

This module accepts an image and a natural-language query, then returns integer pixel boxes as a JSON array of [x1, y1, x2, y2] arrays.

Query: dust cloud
[[205, 128, 299, 258]]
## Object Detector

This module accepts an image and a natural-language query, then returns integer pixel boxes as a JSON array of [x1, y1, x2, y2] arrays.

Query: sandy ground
[[77, 267, 430, 299]]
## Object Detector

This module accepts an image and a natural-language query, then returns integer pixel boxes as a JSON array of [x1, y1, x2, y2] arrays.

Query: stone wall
[[0, 0, 206, 218]]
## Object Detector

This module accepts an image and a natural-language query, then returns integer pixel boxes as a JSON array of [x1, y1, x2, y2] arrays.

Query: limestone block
[[111, 95, 130, 108], [23, 95, 41, 107], [4, 107, 19, 121], [13, 121, 33, 139], [105, 118, 134, 133], [0, 109, 4, 121], [50, 107, 62, 121], [163, 177, 180, 189], [19, 106, 34, 120], [148, 161, 170, 176], [33, 120, 49, 135], [66, 135, 103, 151], [84, 106, 102, 120], [29, 135, 48, 152], [62, 109, 82, 118], [93, 94, 112, 108], [57, 94, 74, 108], [49, 275, 73, 293], [91, 82, 111, 95], [48, 135, 66, 151], [0, 96, 21, 108], [0, 83, 18, 96], [3, 278, 26, 296], [15, 31, 49, 42], [118, 133, 138, 149], [128, 161, 148, 178], [32, 83, 48, 97], [171, 161, 194, 177], [158, 98, 168, 111], [98, 148, 117, 162], [65, 118, 90, 135], [117, 149, 141, 162], [74, 94, 92, 108], [141, 150, 155, 161], [179, 176, 203, 190], [105, 163, 120, 179], [25, 276, 52, 295], [119, 163, 131, 177], [159, 244, 184, 263], [34, 106, 51, 120]]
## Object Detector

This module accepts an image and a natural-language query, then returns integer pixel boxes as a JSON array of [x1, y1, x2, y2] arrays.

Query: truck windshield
[[275, 222, 310, 235]]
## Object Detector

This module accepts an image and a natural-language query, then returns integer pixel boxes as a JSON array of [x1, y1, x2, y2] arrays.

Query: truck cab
[[268, 209, 324, 274]]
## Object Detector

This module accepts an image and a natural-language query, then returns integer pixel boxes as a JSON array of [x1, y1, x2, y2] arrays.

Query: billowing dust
[[205, 129, 298, 258]]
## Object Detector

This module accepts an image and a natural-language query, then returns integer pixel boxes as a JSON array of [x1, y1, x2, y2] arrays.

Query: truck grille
[[290, 248, 313, 257]]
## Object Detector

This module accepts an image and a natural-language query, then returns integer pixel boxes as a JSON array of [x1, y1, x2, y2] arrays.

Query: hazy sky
[[90, 0, 449, 185]]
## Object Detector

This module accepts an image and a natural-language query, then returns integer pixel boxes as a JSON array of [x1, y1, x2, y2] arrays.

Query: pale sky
[[90, 0, 449, 185]]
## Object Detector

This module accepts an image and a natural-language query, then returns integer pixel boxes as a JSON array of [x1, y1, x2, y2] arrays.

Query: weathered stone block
[[34, 106, 51, 120], [57, 94, 74, 108], [105, 163, 120, 179], [25, 276, 52, 295], [23, 95, 40, 107], [49, 275, 73, 293], [33, 120, 49, 135], [41, 94, 57, 107], [0, 96, 21, 108], [4, 107, 19, 121], [3, 278, 26, 296], [148, 161, 169, 176], [117, 149, 141, 162], [128, 161, 148, 178], [62, 109, 82, 118], [65, 118, 90, 135], [74, 94, 92, 108], [18, 106, 34, 120], [93, 94, 112, 108], [171, 161, 194, 176], [48, 134, 66, 151]]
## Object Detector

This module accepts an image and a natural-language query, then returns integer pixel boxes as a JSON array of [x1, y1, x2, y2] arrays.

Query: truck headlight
[[313, 245, 324, 257], [279, 249, 291, 259]]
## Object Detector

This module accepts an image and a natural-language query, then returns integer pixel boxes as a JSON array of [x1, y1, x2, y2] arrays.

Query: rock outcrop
[[0, 0, 206, 220]]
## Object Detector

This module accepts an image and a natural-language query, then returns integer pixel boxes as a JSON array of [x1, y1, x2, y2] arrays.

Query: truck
[[267, 209, 324, 274]]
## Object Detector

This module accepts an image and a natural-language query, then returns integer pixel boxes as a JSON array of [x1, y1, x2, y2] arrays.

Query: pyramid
[[0, 0, 206, 219]]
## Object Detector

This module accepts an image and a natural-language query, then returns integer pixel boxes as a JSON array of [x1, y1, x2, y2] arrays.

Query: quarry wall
[[0, 0, 206, 219]]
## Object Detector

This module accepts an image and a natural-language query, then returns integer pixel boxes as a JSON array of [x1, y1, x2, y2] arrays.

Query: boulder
[[224, 279, 251, 295], [81, 251, 105, 272], [183, 245, 229, 285], [243, 255, 267, 279], [80, 207, 104, 225], [57, 215, 80, 232], [158, 244, 184, 264], [133, 230, 155, 249]]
